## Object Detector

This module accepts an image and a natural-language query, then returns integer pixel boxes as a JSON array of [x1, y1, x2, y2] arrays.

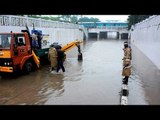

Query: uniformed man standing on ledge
[[122, 59, 132, 85]]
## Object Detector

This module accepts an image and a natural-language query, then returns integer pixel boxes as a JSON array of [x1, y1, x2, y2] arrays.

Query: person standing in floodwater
[[48, 45, 57, 72], [122, 43, 132, 67], [123, 43, 131, 60], [56, 47, 65, 73]]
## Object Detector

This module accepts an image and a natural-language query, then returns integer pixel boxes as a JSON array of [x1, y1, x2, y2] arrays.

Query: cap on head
[[50, 44, 54, 47], [124, 44, 128, 48]]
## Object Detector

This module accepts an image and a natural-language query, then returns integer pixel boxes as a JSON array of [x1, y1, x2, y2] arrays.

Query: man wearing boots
[[122, 59, 132, 85], [56, 47, 65, 73]]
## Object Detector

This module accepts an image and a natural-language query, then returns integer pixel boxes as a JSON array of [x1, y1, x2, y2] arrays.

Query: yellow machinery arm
[[32, 40, 83, 68], [61, 40, 82, 52], [32, 50, 40, 68], [61, 40, 83, 61]]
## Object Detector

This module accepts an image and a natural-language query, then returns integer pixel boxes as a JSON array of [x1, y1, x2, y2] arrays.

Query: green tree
[[78, 17, 100, 22], [70, 15, 78, 23], [59, 15, 71, 22], [127, 15, 152, 30], [26, 15, 100, 24]]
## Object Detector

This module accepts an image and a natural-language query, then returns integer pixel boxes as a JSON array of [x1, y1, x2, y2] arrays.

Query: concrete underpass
[[88, 32, 128, 40], [0, 39, 148, 105]]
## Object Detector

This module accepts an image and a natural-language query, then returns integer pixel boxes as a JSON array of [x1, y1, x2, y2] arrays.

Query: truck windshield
[[0, 34, 11, 49]]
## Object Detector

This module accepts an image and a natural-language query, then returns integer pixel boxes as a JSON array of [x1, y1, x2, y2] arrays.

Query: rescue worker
[[76, 41, 81, 54], [122, 59, 132, 85], [123, 41, 132, 60], [37, 32, 42, 49], [122, 43, 132, 65], [56, 47, 65, 73], [76, 42, 83, 61], [48, 44, 57, 72], [123, 43, 130, 57], [32, 33, 39, 50]]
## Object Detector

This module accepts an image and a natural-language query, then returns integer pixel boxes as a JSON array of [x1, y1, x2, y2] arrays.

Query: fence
[[0, 15, 79, 29]]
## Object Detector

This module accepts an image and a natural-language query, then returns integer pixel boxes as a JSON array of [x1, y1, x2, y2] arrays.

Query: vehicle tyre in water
[[24, 62, 33, 74]]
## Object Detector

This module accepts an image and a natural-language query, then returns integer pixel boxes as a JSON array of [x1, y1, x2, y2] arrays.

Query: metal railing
[[0, 15, 79, 29]]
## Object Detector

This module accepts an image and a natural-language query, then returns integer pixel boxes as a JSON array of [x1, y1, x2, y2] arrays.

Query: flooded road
[[0, 39, 148, 105]]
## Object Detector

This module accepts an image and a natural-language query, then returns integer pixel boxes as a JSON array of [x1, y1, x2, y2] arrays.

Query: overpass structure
[[88, 28, 128, 39], [79, 21, 129, 39]]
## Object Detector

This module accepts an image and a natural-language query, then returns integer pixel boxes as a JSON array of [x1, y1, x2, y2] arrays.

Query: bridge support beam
[[97, 32, 100, 40], [119, 33, 121, 40]]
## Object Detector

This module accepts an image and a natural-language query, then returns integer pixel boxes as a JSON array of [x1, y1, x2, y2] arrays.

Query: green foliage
[[26, 15, 100, 24], [70, 15, 78, 23], [27, 15, 60, 21], [59, 15, 71, 22], [78, 17, 100, 22], [127, 15, 152, 30]]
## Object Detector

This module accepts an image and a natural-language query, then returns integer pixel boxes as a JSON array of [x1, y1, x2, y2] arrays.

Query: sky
[[82, 15, 129, 22], [43, 15, 129, 22]]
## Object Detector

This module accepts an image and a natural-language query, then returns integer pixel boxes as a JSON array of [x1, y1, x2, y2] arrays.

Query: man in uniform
[[32, 33, 39, 50], [122, 59, 132, 85], [48, 44, 57, 72], [56, 47, 65, 73], [122, 43, 132, 67]]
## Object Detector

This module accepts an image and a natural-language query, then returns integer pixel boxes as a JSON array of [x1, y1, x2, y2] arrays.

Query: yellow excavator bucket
[[61, 40, 83, 52], [32, 50, 40, 68]]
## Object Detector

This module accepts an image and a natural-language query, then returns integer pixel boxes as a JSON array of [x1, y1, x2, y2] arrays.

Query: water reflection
[[0, 39, 150, 105], [0, 66, 65, 105], [36, 74, 65, 104], [128, 68, 149, 105]]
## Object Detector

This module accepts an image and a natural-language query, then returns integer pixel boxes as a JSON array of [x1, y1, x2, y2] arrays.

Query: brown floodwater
[[0, 39, 148, 105]]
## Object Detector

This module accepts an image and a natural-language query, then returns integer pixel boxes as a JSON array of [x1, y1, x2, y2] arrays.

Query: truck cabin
[[0, 34, 12, 50]]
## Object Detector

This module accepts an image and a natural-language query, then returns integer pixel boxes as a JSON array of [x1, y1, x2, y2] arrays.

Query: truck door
[[13, 34, 28, 65]]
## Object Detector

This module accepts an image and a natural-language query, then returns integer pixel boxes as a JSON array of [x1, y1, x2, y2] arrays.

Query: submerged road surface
[[0, 39, 148, 105]]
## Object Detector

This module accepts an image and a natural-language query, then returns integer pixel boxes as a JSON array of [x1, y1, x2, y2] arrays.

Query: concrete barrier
[[120, 84, 129, 105]]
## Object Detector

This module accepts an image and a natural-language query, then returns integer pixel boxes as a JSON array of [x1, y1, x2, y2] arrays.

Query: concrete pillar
[[119, 33, 121, 40], [117, 32, 119, 39], [106, 31, 108, 39], [97, 32, 99, 40]]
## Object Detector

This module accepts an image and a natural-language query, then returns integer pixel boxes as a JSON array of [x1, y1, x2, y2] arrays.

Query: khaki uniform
[[122, 59, 131, 76], [123, 47, 131, 60], [48, 47, 57, 69], [122, 47, 132, 67]]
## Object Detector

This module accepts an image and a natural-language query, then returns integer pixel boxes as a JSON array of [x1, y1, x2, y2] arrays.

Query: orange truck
[[0, 30, 82, 75], [0, 30, 39, 74]]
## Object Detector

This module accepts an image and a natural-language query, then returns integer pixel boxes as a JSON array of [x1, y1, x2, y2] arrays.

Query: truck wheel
[[24, 62, 33, 74]]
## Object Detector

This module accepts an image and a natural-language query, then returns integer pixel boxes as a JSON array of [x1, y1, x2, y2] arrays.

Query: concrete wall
[[131, 15, 160, 69], [131, 15, 160, 104], [0, 15, 83, 49]]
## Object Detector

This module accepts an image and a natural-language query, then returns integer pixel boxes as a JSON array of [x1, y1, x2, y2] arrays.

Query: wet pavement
[[131, 44, 160, 104], [0, 39, 148, 105]]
